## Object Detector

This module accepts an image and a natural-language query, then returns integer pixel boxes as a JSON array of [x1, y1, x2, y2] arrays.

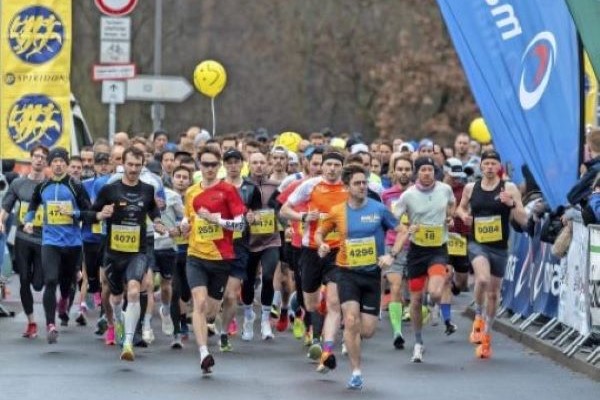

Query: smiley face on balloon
[[193, 60, 227, 98]]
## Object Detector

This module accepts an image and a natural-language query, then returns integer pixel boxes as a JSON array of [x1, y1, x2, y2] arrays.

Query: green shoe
[[307, 341, 322, 361], [120, 343, 135, 361], [292, 318, 305, 339]]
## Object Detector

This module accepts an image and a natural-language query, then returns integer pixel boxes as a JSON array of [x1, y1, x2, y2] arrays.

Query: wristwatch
[[301, 213, 307, 222]]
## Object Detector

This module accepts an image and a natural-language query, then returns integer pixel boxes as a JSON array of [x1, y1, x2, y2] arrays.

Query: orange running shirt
[[287, 177, 347, 249]]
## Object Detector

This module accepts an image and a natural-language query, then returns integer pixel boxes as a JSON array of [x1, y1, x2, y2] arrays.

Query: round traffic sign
[[95, 0, 138, 17]]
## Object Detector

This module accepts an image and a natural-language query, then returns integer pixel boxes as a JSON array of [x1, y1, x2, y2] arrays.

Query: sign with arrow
[[102, 80, 126, 104], [126, 75, 194, 102]]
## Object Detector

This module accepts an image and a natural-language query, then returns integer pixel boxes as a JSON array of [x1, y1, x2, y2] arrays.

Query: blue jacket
[[26, 175, 93, 247]]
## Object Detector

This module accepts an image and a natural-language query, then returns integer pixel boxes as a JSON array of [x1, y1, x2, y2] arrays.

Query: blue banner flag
[[437, 0, 580, 208]]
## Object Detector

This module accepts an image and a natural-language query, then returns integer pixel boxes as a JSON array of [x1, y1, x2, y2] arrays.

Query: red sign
[[95, 0, 138, 17]]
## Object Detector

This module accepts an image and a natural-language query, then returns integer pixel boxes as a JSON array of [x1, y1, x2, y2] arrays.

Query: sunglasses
[[200, 161, 219, 169]]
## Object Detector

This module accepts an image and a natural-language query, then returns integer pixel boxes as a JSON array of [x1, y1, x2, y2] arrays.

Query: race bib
[[233, 230, 243, 240], [47, 201, 73, 225], [413, 225, 443, 247], [19, 202, 44, 227], [474, 216, 502, 243], [194, 218, 223, 242], [447, 233, 467, 256], [110, 224, 140, 252], [250, 209, 276, 235], [92, 222, 104, 234], [345, 237, 377, 268]]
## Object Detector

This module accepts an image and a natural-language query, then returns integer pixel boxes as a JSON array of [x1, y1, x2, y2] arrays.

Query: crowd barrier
[[498, 214, 600, 365]]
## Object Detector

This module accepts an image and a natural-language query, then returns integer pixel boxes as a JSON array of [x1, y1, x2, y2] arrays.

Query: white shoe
[[160, 306, 174, 336], [411, 343, 424, 363], [242, 311, 255, 341], [142, 326, 155, 344], [261, 320, 274, 340], [341, 342, 348, 356], [430, 304, 440, 327]]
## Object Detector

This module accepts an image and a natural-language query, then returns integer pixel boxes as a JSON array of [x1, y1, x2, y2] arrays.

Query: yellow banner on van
[[0, 1, 72, 160]]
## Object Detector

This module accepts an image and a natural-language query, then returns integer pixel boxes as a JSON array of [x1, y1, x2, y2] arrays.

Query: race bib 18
[[412, 225, 443, 247]]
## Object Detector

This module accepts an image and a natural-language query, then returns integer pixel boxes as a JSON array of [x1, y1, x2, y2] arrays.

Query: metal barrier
[[498, 215, 599, 366]]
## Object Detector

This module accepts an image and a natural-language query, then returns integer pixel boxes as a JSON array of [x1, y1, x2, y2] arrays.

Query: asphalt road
[[0, 288, 598, 400]]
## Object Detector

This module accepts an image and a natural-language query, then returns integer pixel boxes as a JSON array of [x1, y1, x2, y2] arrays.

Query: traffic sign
[[95, 0, 138, 17], [102, 80, 126, 104], [93, 64, 136, 81], [126, 75, 194, 102], [100, 41, 131, 64], [100, 17, 131, 41]]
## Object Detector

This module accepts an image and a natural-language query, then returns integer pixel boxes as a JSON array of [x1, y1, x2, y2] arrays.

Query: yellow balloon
[[469, 117, 492, 144], [275, 131, 302, 152], [193, 60, 227, 98]]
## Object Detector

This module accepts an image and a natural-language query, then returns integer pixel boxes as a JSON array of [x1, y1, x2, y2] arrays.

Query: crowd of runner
[[0, 127, 526, 390]]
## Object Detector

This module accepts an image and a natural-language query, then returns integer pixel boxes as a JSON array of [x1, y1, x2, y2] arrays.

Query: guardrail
[[498, 215, 600, 365]]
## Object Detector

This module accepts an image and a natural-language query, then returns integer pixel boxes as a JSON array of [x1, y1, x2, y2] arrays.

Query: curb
[[462, 307, 600, 381]]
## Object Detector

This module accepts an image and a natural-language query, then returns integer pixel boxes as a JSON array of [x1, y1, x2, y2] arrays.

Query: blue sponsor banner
[[500, 219, 560, 318], [501, 229, 529, 311], [437, 0, 579, 208]]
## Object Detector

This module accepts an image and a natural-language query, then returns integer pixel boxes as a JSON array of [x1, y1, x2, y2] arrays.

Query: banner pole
[[578, 34, 586, 169]]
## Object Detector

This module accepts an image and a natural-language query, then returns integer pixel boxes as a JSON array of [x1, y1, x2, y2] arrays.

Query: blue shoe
[[347, 374, 363, 390]]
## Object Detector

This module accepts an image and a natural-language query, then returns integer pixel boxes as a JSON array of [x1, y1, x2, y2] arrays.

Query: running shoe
[[75, 313, 87, 327], [219, 334, 233, 352], [241, 311, 256, 341], [469, 316, 485, 345], [411, 343, 424, 363], [57, 297, 69, 326], [95, 317, 108, 336], [445, 322, 457, 336], [307, 340, 322, 361], [105, 325, 116, 346], [270, 304, 280, 320], [316, 351, 336, 373], [475, 333, 492, 359], [347, 374, 364, 391], [142, 326, 155, 344], [200, 353, 215, 374], [120, 343, 135, 361], [22, 322, 38, 339], [304, 329, 313, 347], [160, 306, 174, 336], [47, 324, 58, 344], [402, 308, 411, 322], [393, 332, 405, 350], [292, 318, 305, 339], [93, 292, 102, 308], [207, 323, 217, 337], [421, 305, 430, 325], [276, 313, 289, 332], [227, 318, 238, 336], [341, 341, 348, 356], [261, 320, 274, 340], [171, 334, 183, 349], [180, 322, 189, 340]]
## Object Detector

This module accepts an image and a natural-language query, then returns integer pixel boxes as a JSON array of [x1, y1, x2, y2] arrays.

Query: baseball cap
[[418, 139, 434, 150], [329, 137, 346, 149], [481, 150, 501, 162], [223, 149, 243, 161], [193, 129, 211, 147], [271, 145, 288, 156], [48, 147, 69, 164], [414, 156, 435, 171], [444, 157, 466, 178], [94, 152, 110, 163], [400, 143, 414, 153], [351, 143, 369, 154]]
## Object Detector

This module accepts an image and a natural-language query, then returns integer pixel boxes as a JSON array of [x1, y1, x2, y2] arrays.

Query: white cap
[[444, 157, 466, 178], [288, 151, 299, 164], [351, 143, 369, 154]]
